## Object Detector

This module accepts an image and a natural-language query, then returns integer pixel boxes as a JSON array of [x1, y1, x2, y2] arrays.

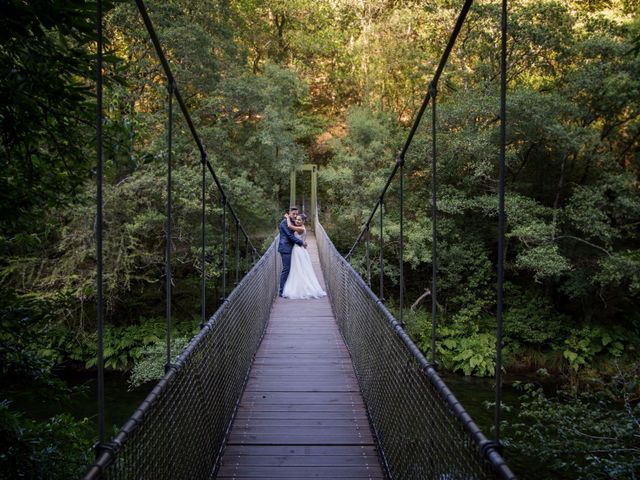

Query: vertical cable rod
[[430, 83, 438, 366], [95, 0, 105, 453], [365, 226, 371, 287], [379, 199, 384, 302], [221, 198, 227, 301], [244, 236, 249, 274], [200, 155, 206, 329], [235, 220, 240, 285], [398, 160, 405, 326], [495, 0, 507, 446], [165, 82, 174, 370]]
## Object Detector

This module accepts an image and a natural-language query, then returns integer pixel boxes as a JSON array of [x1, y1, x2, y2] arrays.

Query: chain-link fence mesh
[[83, 238, 280, 480], [316, 221, 516, 480]]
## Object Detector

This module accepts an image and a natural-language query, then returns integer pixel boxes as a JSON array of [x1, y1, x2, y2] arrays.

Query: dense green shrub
[[0, 402, 92, 480], [504, 366, 640, 479], [129, 336, 191, 389]]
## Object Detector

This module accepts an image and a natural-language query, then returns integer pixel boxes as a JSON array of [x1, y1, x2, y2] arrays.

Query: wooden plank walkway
[[217, 235, 385, 479]]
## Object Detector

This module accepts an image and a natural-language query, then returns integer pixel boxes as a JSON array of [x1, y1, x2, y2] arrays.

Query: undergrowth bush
[[504, 365, 640, 479]]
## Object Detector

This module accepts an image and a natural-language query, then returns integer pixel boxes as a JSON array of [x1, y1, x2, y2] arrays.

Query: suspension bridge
[[85, 0, 516, 478]]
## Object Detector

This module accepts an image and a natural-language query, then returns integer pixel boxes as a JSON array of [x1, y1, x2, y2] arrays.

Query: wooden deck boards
[[217, 236, 385, 479]]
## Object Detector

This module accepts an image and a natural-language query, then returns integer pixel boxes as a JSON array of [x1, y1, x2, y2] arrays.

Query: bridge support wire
[[495, 0, 508, 446], [95, 0, 105, 455], [165, 81, 173, 372], [201, 155, 206, 329], [430, 81, 438, 366], [221, 197, 227, 300]]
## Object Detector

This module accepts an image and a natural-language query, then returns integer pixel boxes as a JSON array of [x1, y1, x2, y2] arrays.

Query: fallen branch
[[411, 288, 443, 312]]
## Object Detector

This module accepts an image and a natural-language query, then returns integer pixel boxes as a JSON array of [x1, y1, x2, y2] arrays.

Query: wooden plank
[[221, 445, 379, 456], [227, 433, 375, 445], [245, 385, 359, 393], [234, 412, 370, 421], [240, 392, 363, 405], [219, 455, 379, 467], [232, 419, 369, 427], [217, 466, 384, 478]]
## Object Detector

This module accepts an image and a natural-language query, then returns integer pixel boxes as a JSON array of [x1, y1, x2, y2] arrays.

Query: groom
[[278, 206, 307, 297]]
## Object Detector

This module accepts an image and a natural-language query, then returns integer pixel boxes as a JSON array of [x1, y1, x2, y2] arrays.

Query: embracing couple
[[278, 206, 327, 299]]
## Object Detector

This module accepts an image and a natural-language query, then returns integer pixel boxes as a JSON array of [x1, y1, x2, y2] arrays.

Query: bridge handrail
[[83, 237, 281, 479], [316, 218, 516, 479]]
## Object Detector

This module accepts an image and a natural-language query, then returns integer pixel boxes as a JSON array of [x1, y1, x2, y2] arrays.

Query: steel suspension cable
[[379, 199, 384, 302], [244, 236, 249, 275], [235, 220, 240, 285], [430, 82, 438, 366], [399, 161, 405, 326], [165, 82, 174, 371], [495, 0, 508, 446], [222, 198, 227, 301], [201, 156, 206, 329], [95, 0, 105, 453], [365, 226, 371, 287]]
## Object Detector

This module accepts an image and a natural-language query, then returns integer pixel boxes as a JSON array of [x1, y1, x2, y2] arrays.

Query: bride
[[281, 214, 327, 299]]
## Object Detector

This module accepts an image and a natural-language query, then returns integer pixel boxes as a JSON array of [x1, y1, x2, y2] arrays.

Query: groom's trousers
[[279, 252, 292, 296]]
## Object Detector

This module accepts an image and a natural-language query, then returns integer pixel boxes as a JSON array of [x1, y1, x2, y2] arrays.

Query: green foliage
[[503, 290, 568, 346], [0, 296, 69, 397], [562, 326, 636, 372], [446, 332, 498, 377], [0, 402, 92, 480], [45, 318, 199, 371], [504, 367, 640, 479], [129, 336, 191, 389], [0, 0, 120, 235], [1, 1, 639, 478], [406, 311, 497, 377]]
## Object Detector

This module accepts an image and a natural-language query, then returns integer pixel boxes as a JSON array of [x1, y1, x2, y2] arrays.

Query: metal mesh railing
[[83, 238, 280, 480], [316, 220, 516, 480]]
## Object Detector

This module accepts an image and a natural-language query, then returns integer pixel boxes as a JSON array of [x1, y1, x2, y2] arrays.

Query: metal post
[[165, 82, 173, 370], [289, 170, 296, 207], [222, 198, 227, 301], [430, 83, 438, 366], [379, 199, 384, 302], [235, 219, 240, 285], [365, 226, 371, 287], [95, 0, 105, 453], [399, 160, 405, 326], [495, 0, 507, 446], [200, 155, 206, 329], [244, 235, 249, 275], [311, 166, 317, 229]]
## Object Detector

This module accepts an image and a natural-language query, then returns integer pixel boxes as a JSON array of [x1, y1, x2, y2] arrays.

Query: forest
[[0, 0, 638, 478]]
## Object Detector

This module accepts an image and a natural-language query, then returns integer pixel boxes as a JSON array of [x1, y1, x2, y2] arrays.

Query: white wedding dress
[[282, 230, 327, 299]]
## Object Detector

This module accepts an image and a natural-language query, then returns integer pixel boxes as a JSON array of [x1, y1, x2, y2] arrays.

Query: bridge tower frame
[[289, 164, 318, 229]]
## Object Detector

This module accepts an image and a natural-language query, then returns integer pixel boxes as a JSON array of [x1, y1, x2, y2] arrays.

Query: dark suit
[[278, 218, 304, 296]]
